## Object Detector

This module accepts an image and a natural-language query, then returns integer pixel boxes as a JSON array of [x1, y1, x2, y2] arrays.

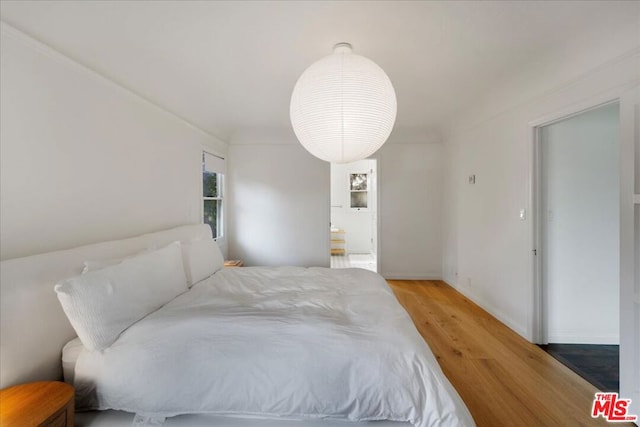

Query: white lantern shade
[[290, 44, 397, 164]]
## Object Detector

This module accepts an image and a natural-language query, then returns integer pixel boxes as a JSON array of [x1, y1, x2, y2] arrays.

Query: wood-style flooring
[[387, 280, 635, 427]]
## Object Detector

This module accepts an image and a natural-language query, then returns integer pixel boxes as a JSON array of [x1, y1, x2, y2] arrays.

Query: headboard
[[0, 224, 212, 388]]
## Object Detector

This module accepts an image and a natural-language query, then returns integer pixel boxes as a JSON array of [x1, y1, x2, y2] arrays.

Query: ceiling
[[1, 1, 639, 142]]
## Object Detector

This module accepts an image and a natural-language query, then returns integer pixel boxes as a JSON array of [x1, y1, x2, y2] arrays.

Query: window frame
[[202, 150, 226, 240], [349, 172, 369, 211]]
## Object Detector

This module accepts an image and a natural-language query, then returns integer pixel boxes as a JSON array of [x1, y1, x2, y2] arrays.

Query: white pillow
[[182, 238, 224, 286], [82, 258, 120, 274], [62, 337, 84, 384], [55, 241, 188, 351], [81, 248, 156, 274]]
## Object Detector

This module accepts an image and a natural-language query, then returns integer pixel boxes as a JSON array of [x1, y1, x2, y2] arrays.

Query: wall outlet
[[468, 174, 476, 184]]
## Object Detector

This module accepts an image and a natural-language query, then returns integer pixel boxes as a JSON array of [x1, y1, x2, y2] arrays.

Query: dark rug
[[539, 344, 619, 392]]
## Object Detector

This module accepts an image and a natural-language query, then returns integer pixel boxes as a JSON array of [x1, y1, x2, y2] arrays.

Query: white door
[[541, 103, 620, 344], [619, 86, 640, 418]]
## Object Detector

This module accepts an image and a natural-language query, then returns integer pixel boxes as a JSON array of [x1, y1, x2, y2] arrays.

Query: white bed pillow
[[81, 247, 158, 274], [55, 241, 188, 351], [82, 258, 120, 274], [182, 238, 224, 286], [62, 337, 84, 384]]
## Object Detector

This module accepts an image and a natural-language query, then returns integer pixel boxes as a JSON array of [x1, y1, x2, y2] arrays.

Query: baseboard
[[382, 274, 442, 280], [547, 335, 620, 345], [442, 279, 530, 340]]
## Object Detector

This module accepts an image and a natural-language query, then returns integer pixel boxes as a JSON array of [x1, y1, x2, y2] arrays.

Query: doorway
[[330, 159, 378, 272], [537, 102, 620, 390]]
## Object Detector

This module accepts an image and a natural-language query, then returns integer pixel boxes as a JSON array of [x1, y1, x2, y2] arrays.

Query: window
[[202, 151, 225, 239], [350, 173, 368, 209]]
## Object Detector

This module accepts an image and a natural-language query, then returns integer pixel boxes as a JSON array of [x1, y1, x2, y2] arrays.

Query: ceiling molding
[[2, 2, 638, 140], [0, 21, 228, 146], [443, 47, 640, 138]]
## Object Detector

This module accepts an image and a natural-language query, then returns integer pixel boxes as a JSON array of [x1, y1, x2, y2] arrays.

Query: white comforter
[[72, 267, 474, 427]]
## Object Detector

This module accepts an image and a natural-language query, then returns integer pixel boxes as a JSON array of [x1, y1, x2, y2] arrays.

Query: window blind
[[204, 151, 226, 174]]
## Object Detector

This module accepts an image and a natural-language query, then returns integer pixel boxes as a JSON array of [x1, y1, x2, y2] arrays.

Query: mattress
[[65, 267, 474, 426]]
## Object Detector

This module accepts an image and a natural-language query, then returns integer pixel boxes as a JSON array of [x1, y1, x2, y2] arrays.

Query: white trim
[[528, 87, 638, 345], [546, 335, 619, 345], [348, 171, 371, 212], [443, 280, 529, 339], [530, 87, 638, 416], [324, 180, 332, 269], [202, 150, 227, 160], [200, 150, 226, 242], [528, 96, 622, 128], [373, 158, 382, 274], [529, 126, 545, 343], [202, 148, 226, 161], [385, 274, 442, 281], [618, 86, 639, 418], [0, 21, 228, 145], [368, 157, 382, 274], [449, 49, 640, 136], [203, 150, 226, 174]]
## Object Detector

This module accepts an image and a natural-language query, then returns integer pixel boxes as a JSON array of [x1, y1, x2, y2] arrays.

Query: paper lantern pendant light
[[290, 43, 397, 164]]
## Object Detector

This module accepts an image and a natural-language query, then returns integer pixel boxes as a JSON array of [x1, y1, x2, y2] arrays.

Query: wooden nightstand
[[0, 381, 74, 427], [224, 260, 244, 267]]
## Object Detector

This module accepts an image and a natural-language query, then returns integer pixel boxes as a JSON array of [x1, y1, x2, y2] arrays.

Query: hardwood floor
[[387, 280, 635, 427]]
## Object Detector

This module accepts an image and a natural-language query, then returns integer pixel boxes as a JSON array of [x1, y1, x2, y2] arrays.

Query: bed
[[0, 225, 474, 427]]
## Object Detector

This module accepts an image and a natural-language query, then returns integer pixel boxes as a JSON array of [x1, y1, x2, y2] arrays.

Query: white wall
[[0, 24, 227, 261], [541, 103, 619, 344], [227, 130, 330, 267], [228, 129, 443, 278], [377, 139, 443, 279], [330, 159, 376, 254], [442, 48, 640, 339]]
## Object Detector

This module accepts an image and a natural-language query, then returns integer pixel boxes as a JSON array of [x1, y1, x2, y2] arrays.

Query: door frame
[[329, 158, 381, 271], [618, 86, 639, 418], [528, 85, 639, 416], [529, 98, 620, 344]]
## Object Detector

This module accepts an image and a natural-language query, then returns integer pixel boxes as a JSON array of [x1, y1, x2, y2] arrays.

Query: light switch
[[519, 208, 526, 220]]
